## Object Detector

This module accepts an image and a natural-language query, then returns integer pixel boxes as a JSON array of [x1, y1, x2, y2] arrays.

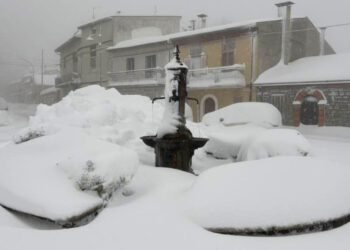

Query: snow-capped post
[[141, 45, 208, 173]]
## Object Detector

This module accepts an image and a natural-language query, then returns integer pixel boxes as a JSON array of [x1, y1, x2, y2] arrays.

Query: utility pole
[[41, 49, 44, 89]]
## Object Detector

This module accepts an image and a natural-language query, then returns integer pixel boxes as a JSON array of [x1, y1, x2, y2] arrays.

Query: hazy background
[[0, 0, 349, 84]]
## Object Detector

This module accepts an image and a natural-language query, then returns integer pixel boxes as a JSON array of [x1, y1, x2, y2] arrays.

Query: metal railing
[[187, 64, 245, 83], [55, 72, 80, 86], [108, 64, 245, 85], [108, 68, 165, 84]]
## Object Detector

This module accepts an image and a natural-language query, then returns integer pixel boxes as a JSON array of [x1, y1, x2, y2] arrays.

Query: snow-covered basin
[[184, 157, 350, 229], [0, 128, 138, 222], [202, 102, 282, 127]]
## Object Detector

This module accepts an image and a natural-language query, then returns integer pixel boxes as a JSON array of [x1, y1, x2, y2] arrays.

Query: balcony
[[108, 68, 165, 87], [108, 64, 246, 88], [187, 64, 246, 88], [55, 73, 81, 87]]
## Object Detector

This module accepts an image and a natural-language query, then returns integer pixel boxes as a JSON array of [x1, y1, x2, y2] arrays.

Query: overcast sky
[[0, 0, 350, 84]]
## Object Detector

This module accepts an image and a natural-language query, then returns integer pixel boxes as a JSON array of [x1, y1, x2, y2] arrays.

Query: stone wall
[[257, 83, 350, 127]]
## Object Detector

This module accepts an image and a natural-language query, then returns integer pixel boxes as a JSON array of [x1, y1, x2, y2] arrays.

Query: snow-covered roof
[[255, 53, 350, 85], [109, 35, 171, 50], [109, 18, 281, 51]]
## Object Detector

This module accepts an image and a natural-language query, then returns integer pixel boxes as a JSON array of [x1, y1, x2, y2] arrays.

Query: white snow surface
[[202, 102, 282, 127], [255, 53, 350, 84], [2, 88, 350, 249], [185, 157, 350, 229], [0, 128, 138, 221]]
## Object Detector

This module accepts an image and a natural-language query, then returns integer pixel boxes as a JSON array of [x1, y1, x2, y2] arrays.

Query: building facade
[[255, 53, 350, 127], [55, 15, 181, 98], [107, 16, 330, 121]]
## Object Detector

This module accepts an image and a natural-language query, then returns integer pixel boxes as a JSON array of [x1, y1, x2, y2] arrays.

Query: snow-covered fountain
[[141, 46, 208, 173]]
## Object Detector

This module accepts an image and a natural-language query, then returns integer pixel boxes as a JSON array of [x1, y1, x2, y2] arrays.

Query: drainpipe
[[275, 1, 294, 65], [319, 27, 327, 56]]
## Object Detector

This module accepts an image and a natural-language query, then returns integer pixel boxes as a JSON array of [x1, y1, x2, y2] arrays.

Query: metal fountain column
[[141, 45, 208, 173]]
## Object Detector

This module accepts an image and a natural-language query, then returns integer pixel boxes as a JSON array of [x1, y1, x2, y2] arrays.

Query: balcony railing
[[108, 64, 245, 87], [55, 72, 81, 87], [187, 64, 245, 85], [108, 68, 165, 85]]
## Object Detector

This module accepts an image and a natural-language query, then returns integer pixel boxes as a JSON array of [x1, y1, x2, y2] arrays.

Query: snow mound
[[202, 102, 282, 127], [0, 129, 138, 224], [238, 128, 311, 161], [15, 85, 163, 142], [14, 85, 163, 164], [185, 157, 350, 232]]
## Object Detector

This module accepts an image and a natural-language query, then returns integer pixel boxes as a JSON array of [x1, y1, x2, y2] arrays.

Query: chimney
[[275, 1, 294, 65], [197, 14, 207, 29]]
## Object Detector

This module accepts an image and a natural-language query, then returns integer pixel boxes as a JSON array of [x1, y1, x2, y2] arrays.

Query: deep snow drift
[[1, 86, 350, 250]]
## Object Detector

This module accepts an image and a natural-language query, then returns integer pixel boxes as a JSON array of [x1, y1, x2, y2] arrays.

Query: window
[[222, 37, 235, 66], [63, 57, 67, 69], [271, 94, 285, 121], [190, 44, 202, 57], [126, 58, 135, 71], [91, 27, 97, 38], [145, 55, 156, 78], [73, 53, 78, 73], [90, 45, 97, 69]]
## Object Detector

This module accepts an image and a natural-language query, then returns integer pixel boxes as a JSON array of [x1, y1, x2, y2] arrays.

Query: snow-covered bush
[[58, 145, 138, 201], [237, 129, 311, 161], [202, 102, 282, 127], [0, 129, 138, 223]]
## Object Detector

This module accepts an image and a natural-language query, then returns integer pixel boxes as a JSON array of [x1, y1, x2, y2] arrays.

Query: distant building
[[6, 73, 57, 104], [254, 53, 350, 127], [55, 15, 181, 98]]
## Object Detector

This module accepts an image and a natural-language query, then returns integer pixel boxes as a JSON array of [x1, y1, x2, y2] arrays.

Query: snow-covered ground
[[1, 87, 350, 250], [0, 103, 36, 147]]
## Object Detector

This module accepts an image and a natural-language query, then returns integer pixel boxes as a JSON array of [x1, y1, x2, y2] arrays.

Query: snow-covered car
[[202, 102, 282, 128], [201, 102, 310, 162]]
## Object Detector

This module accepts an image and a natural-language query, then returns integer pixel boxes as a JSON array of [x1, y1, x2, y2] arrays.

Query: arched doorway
[[300, 96, 319, 125], [200, 94, 218, 120], [204, 97, 216, 114], [293, 88, 327, 126]]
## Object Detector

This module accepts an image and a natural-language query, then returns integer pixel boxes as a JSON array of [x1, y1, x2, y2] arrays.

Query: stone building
[[254, 53, 350, 127], [55, 15, 181, 98]]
